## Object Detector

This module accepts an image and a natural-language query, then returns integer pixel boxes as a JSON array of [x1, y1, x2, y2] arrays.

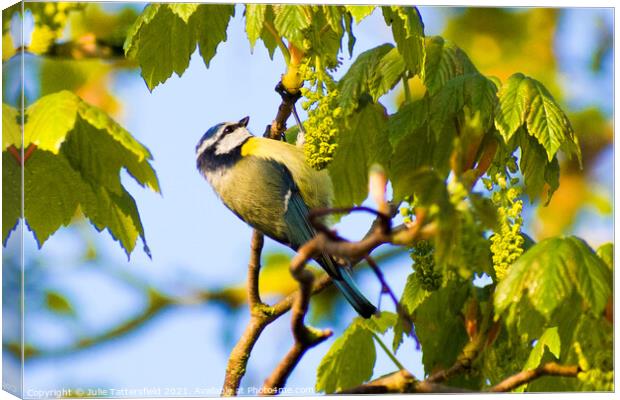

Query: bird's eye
[[223, 126, 234, 134]]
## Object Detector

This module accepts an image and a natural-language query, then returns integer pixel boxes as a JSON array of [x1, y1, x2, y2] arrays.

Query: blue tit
[[196, 116, 377, 318]]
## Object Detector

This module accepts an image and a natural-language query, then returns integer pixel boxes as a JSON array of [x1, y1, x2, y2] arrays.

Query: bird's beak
[[239, 116, 250, 127]]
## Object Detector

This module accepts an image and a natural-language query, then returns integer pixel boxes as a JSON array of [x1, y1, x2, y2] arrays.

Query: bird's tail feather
[[333, 272, 377, 319], [318, 255, 377, 318]]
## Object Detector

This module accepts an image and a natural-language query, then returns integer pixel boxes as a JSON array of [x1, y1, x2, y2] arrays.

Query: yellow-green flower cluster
[[574, 342, 614, 391], [299, 60, 342, 170], [399, 195, 416, 224], [411, 240, 442, 291], [489, 172, 524, 280], [37, 3, 82, 29]]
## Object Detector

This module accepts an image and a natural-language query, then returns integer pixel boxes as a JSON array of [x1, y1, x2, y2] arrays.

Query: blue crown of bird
[[195, 116, 377, 318]]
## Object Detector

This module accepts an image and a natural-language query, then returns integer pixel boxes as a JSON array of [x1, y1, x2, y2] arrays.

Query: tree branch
[[339, 370, 470, 394], [339, 362, 581, 394], [8, 286, 244, 360], [247, 230, 265, 309], [261, 241, 333, 394], [266, 82, 302, 140], [488, 362, 580, 392], [221, 209, 421, 395]]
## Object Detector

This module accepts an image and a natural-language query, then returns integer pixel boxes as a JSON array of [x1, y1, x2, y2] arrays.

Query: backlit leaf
[[272, 4, 312, 48], [4, 91, 158, 257], [194, 4, 235, 68], [338, 44, 403, 114], [382, 6, 425, 76], [2, 103, 20, 150], [328, 102, 390, 206], [245, 4, 266, 51], [124, 4, 233, 91], [167, 3, 199, 23], [345, 5, 375, 24], [423, 36, 478, 95], [495, 236, 612, 320], [124, 5, 196, 91], [415, 280, 469, 373], [495, 73, 581, 163], [316, 318, 376, 393], [518, 130, 559, 204]]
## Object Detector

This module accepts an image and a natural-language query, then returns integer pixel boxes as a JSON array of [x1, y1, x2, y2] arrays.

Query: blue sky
[[4, 4, 613, 396]]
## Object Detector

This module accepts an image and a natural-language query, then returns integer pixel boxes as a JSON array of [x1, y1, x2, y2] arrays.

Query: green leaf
[[245, 4, 266, 51], [2, 153, 21, 243], [22, 150, 89, 245], [518, 130, 560, 204], [392, 166, 451, 209], [124, 5, 196, 91], [515, 327, 561, 392], [2, 103, 20, 150], [272, 5, 312, 48], [322, 5, 344, 35], [82, 184, 149, 259], [494, 72, 530, 142], [382, 6, 425, 76], [364, 311, 397, 334], [193, 4, 235, 68], [124, 4, 233, 90], [328, 102, 390, 206], [392, 168, 458, 264], [596, 243, 613, 271], [469, 193, 499, 230], [495, 236, 612, 320], [389, 98, 454, 197], [316, 318, 376, 393], [387, 96, 428, 147], [401, 273, 431, 313], [392, 273, 430, 352], [423, 36, 478, 95], [429, 73, 498, 138], [345, 5, 375, 24], [4, 91, 158, 257], [338, 44, 403, 114], [306, 8, 344, 69], [523, 327, 561, 369], [414, 280, 469, 373], [259, 6, 278, 59], [24, 90, 80, 152], [343, 12, 356, 57], [495, 73, 581, 163], [376, 47, 407, 97], [44, 290, 75, 316], [24, 91, 159, 193], [167, 3, 199, 23]]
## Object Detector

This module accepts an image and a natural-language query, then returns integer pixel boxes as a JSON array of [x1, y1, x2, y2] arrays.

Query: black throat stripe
[[196, 137, 249, 172]]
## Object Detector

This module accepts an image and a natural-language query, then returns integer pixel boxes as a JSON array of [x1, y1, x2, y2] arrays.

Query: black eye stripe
[[223, 123, 239, 135]]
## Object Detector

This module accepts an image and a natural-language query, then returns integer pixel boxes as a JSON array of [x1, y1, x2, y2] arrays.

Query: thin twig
[[9, 286, 244, 360], [261, 240, 332, 394], [339, 370, 470, 394], [291, 104, 306, 147], [488, 362, 580, 392], [268, 82, 302, 140], [372, 332, 405, 371], [365, 256, 399, 307]]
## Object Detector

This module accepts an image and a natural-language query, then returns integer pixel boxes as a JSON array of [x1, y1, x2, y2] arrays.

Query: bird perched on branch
[[196, 116, 376, 318]]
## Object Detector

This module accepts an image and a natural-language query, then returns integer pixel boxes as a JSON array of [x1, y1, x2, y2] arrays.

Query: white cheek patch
[[196, 135, 221, 158], [215, 129, 251, 155]]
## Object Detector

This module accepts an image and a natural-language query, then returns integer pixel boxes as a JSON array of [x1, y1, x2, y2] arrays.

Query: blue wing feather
[[282, 171, 376, 318]]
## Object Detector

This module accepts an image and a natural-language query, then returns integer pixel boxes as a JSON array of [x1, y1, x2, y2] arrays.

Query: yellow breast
[[241, 137, 333, 210]]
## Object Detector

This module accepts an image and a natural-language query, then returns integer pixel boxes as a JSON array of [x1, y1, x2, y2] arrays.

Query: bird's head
[[196, 116, 251, 160]]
